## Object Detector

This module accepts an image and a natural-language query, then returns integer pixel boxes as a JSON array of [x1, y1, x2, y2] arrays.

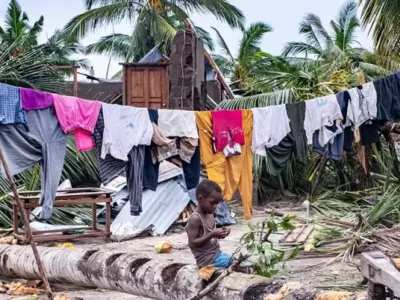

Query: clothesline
[[0, 70, 399, 222]]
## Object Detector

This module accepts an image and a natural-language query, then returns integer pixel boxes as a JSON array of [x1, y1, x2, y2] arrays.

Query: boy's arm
[[187, 215, 216, 248]]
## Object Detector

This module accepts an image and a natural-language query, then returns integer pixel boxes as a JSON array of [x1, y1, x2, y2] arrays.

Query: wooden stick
[[0, 149, 53, 299], [186, 254, 250, 300]]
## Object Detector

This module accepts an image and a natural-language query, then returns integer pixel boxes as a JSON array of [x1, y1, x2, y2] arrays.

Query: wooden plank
[[9, 189, 113, 201], [18, 198, 112, 209], [279, 225, 314, 244], [73, 66, 78, 97], [31, 227, 90, 235]]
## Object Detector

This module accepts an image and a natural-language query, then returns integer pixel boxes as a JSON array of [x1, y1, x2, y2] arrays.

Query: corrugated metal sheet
[[110, 179, 190, 241], [158, 161, 183, 183], [139, 44, 164, 63]]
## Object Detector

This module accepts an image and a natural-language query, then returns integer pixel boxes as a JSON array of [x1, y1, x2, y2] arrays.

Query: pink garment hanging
[[52, 94, 101, 151], [211, 110, 245, 153], [20, 87, 53, 110]]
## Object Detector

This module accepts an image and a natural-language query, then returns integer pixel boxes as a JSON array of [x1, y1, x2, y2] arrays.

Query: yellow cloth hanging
[[195, 110, 253, 220]]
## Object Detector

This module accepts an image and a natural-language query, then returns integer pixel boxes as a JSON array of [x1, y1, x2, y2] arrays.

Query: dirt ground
[[0, 201, 364, 299]]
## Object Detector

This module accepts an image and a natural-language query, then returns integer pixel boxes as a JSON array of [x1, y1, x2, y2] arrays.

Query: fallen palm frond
[[302, 185, 400, 262]]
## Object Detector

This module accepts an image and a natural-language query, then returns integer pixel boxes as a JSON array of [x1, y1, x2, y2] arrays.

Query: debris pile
[[0, 280, 43, 297]]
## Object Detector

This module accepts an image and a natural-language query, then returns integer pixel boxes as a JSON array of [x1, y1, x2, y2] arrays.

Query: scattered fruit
[[154, 241, 173, 253]]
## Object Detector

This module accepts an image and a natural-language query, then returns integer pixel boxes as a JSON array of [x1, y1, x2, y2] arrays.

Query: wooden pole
[[73, 66, 78, 97], [0, 149, 53, 299]]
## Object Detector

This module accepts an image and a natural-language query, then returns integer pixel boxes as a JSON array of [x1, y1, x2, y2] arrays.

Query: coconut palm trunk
[[0, 245, 271, 300]]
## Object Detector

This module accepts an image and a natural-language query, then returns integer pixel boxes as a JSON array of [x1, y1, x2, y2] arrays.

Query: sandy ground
[[0, 202, 363, 299]]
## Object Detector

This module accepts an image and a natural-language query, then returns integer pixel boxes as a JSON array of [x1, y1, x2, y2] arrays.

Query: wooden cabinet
[[122, 63, 169, 108]]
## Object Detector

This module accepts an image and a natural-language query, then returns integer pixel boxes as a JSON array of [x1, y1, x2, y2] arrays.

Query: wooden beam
[[0, 149, 53, 299], [73, 66, 78, 97], [184, 19, 235, 99]]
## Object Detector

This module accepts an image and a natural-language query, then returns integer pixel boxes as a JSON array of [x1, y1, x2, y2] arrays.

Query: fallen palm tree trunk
[[0, 245, 273, 300]]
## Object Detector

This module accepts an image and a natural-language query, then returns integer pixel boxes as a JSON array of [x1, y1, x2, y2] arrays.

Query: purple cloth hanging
[[20, 88, 53, 110]]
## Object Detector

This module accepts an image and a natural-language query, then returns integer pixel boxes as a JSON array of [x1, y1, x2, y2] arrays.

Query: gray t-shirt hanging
[[0, 106, 67, 220]]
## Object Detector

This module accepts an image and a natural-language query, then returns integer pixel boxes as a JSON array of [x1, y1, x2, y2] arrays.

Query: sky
[[0, 0, 373, 80]]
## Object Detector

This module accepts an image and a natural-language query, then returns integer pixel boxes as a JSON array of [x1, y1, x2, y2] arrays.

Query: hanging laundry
[[347, 83, 378, 130], [196, 110, 253, 220], [0, 107, 67, 220], [93, 108, 127, 184], [265, 134, 295, 176], [152, 124, 178, 161], [374, 72, 400, 122], [53, 94, 101, 151], [211, 110, 245, 156], [304, 95, 343, 145], [179, 137, 198, 163], [143, 109, 160, 192], [158, 109, 198, 138], [313, 91, 351, 160], [360, 121, 381, 146], [127, 146, 145, 216], [20, 87, 53, 110], [252, 105, 291, 156], [312, 125, 344, 160], [286, 102, 307, 163], [0, 83, 27, 125], [101, 103, 153, 161], [181, 140, 201, 190]]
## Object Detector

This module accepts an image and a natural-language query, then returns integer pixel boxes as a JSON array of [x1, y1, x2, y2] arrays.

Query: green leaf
[[287, 247, 300, 260], [267, 221, 278, 232], [248, 222, 256, 231]]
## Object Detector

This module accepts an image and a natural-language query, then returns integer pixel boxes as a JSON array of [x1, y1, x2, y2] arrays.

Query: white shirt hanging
[[347, 83, 378, 129], [101, 103, 153, 161], [251, 105, 291, 156], [304, 95, 343, 145], [158, 109, 198, 138]]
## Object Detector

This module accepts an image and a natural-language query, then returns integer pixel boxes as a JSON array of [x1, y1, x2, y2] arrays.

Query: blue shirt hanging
[[0, 83, 27, 125]]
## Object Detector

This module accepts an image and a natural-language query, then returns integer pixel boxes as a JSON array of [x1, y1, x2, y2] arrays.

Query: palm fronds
[[360, 0, 400, 55], [218, 89, 297, 110]]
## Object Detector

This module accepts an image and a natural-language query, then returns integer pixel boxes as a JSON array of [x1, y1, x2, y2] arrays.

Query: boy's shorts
[[213, 252, 232, 269]]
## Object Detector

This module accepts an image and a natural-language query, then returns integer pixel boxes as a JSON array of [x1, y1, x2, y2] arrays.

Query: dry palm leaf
[[5, 282, 43, 296]]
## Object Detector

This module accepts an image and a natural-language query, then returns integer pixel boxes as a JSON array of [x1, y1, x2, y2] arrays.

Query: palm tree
[[85, 15, 214, 65], [0, 0, 88, 78], [0, 0, 43, 53], [359, 0, 400, 56], [63, 0, 244, 63], [211, 22, 272, 90], [282, 0, 390, 80]]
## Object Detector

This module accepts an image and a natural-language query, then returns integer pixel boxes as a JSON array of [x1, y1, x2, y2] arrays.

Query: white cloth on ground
[[158, 109, 198, 138], [251, 105, 291, 156], [101, 103, 153, 161], [304, 95, 343, 145], [347, 83, 377, 129]]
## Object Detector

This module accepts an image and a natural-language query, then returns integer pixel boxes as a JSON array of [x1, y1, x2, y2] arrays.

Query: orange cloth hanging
[[196, 110, 253, 220]]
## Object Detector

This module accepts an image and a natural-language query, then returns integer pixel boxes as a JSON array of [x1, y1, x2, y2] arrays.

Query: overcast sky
[[0, 0, 373, 79]]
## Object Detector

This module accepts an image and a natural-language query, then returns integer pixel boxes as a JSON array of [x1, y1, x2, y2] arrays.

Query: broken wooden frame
[[9, 187, 113, 243], [41, 65, 80, 97]]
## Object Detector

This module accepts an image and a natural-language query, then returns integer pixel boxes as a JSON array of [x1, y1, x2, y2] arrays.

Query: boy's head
[[196, 180, 223, 214]]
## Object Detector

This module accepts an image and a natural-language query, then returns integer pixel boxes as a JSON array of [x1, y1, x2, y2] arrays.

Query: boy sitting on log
[[186, 179, 232, 276]]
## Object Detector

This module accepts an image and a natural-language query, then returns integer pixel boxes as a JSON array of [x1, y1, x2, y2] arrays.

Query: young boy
[[186, 179, 232, 269]]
